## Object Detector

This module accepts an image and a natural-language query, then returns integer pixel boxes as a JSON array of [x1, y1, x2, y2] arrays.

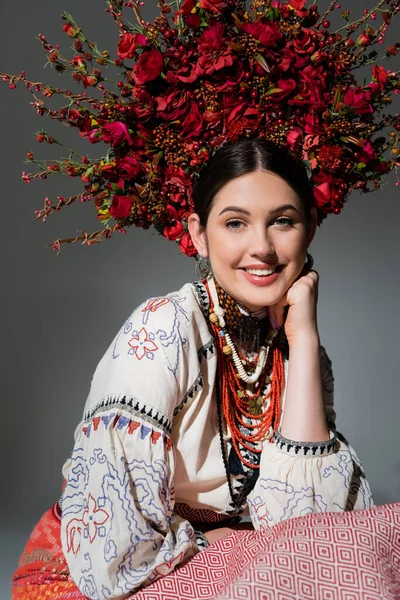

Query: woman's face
[[190, 170, 316, 313]]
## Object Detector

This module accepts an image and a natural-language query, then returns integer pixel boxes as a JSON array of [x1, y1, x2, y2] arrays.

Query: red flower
[[102, 122, 133, 147], [226, 104, 261, 140], [343, 88, 373, 115], [287, 127, 303, 152], [180, 0, 196, 14], [132, 89, 155, 121], [356, 31, 374, 47], [62, 23, 78, 38], [195, 24, 233, 75], [156, 90, 189, 120], [288, 65, 325, 108], [242, 20, 283, 48], [304, 113, 324, 135], [289, 29, 318, 64], [116, 156, 141, 180], [72, 56, 87, 70], [313, 174, 335, 209], [357, 141, 377, 164], [371, 65, 389, 91], [164, 206, 185, 241], [165, 168, 193, 214], [100, 163, 118, 180], [179, 232, 197, 256], [110, 195, 133, 219], [288, 0, 307, 9], [181, 102, 204, 138], [81, 75, 98, 88], [186, 14, 201, 28], [117, 33, 147, 60], [199, 0, 228, 12], [133, 49, 164, 85], [267, 78, 297, 102]]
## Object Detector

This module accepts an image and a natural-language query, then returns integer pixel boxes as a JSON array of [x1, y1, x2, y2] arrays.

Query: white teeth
[[245, 267, 276, 276]]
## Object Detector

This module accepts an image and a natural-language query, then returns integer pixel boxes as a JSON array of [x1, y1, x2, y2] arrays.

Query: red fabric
[[12, 502, 400, 600]]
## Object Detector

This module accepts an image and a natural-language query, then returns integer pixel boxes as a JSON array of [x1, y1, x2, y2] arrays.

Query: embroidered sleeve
[[60, 296, 198, 600], [247, 347, 375, 530]]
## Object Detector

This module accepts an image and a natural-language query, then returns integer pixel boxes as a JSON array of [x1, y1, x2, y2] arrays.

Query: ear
[[188, 213, 209, 258], [306, 207, 318, 246]]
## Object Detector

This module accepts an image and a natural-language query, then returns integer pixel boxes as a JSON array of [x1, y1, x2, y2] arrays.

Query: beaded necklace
[[205, 277, 285, 471]]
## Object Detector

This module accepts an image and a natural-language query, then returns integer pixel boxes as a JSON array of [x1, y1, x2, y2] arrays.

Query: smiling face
[[189, 169, 316, 313]]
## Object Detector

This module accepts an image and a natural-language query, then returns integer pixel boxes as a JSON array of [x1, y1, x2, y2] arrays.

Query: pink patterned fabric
[[13, 502, 400, 599], [134, 502, 400, 600]]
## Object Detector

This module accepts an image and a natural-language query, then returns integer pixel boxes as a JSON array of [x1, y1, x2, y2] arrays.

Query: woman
[[12, 139, 375, 599]]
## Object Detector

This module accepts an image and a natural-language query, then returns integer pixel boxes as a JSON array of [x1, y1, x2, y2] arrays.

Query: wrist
[[286, 328, 320, 348]]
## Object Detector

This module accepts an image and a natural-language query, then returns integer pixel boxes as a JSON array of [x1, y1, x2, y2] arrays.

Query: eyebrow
[[218, 204, 299, 216]]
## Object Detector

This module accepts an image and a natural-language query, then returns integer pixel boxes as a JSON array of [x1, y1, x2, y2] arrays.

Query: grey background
[[0, 1, 399, 597]]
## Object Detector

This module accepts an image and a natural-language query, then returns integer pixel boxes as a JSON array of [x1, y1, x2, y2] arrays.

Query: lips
[[240, 266, 283, 287]]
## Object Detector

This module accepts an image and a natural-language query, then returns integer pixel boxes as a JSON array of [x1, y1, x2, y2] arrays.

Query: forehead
[[212, 170, 302, 212]]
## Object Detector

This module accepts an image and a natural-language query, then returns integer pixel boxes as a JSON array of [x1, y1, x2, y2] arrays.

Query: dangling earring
[[304, 252, 314, 272], [195, 255, 211, 279]]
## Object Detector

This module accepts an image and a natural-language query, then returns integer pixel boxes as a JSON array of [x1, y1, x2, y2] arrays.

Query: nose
[[249, 227, 275, 258]]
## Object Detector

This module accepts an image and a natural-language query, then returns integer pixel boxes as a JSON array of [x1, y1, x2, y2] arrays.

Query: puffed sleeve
[[247, 346, 375, 530], [60, 296, 197, 600]]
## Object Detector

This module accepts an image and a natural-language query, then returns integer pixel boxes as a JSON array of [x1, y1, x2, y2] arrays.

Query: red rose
[[288, 65, 325, 108], [132, 89, 155, 121], [116, 156, 141, 180], [242, 20, 283, 48], [117, 33, 147, 60], [110, 195, 133, 219], [100, 163, 118, 180], [179, 232, 198, 257], [102, 122, 133, 147], [133, 49, 164, 85], [313, 180, 333, 209], [181, 103, 204, 138], [267, 78, 297, 101], [289, 29, 317, 67], [156, 90, 189, 120], [343, 88, 373, 115], [199, 0, 228, 12], [195, 24, 233, 75], [164, 212, 185, 241]]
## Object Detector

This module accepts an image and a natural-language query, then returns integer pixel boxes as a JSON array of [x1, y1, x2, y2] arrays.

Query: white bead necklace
[[207, 277, 277, 385]]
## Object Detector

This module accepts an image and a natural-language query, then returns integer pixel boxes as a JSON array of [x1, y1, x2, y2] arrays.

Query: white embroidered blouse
[[60, 281, 374, 600]]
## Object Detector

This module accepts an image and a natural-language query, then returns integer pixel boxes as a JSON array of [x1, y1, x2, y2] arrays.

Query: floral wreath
[[1, 0, 399, 255]]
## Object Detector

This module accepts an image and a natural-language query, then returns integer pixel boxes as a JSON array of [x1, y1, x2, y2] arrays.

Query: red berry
[[322, 20, 331, 28]]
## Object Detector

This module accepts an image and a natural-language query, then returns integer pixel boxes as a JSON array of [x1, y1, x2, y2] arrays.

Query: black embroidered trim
[[192, 280, 210, 318], [174, 372, 204, 417], [198, 340, 215, 363], [194, 529, 209, 551], [274, 429, 337, 456], [83, 394, 172, 435]]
